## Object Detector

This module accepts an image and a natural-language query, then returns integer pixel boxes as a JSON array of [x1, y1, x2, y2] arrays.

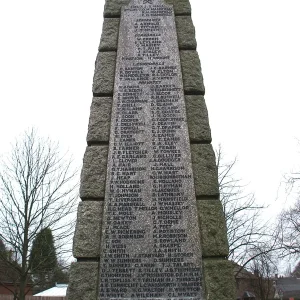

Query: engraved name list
[[98, 1, 204, 299]]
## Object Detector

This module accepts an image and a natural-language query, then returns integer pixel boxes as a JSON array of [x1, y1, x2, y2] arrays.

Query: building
[[234, 262, 276, 300], [0, 260, 33, 296], [274, 277, 300, 299]]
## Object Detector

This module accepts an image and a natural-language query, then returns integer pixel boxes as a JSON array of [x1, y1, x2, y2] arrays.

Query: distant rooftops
[[275, 277, 300, 298], [33, 283, 68, 297]]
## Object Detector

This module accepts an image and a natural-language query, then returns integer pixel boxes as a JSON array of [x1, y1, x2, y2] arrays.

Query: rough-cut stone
[[175, 16, 197, 50], [99, 18, 120, 51], [104, 0, 191, 17], [93, 52, 116, 95], [67, 262, 99, 300], [104, 0, 129, 17], [165, 0, 191, 14], [79, 146, 108, 199], [87, 97, 112, 144], [86, 95, 212, 145], [191, 144, 219, 197], [203, 259, 236, 300], [180, 50, 205, 94], [73, 201, 104, 258], [197, 200, 229, 257], [185, 95, 211, 142]]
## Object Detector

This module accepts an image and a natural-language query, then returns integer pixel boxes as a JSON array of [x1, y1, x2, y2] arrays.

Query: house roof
[[276, 277, 300, 298], [33, 284, 68, 297]]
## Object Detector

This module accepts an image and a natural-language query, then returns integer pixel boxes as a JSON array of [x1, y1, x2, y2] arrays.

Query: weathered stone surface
[[79, 146, 108, 199], [98, 1, 203, 299], [191, 144, 219, 197], [104, 0, 191, 17], [73, 201, 104, 258], [86, 95, 212, 144], [99, 18, 120, 51], [104, 0, 129, 17], [93, 52, 116, 95], [203, 259, 236, 300], [87, 97, 112, 144], [165, 0, 191, 15], [185, 95, 211, 142], [98, 16, 196, 52], [197, 200, 229, 257], [175, 16, 196, 50], [180, 50, 205, 94], [67, 262, 99, 300]]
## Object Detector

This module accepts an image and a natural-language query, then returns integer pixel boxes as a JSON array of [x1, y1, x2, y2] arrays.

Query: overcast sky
[[1, 0, 300, 248]]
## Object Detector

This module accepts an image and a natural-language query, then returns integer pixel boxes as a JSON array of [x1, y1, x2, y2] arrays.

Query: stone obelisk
[[67, 0, 235, 299]]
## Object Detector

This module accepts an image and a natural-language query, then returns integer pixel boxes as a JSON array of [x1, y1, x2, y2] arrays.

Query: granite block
[[93, 52, 116, 95], [67, 262, 99, 300], [87, 97, 112, 144], [197, 200, 229, 257], [203, 259, 236, 300], [191, 144, 219, 197], [104, 0, 129, 17], [175, 16, 197, 50], [104, 0, 191, 17], [73, 201, 104, 258], [165, 0, 191, 15], [99, 18, 120, 51], [185, 95, 211, 143], [79, 146, 108, 199], [180, 50, 205, 94], [91, 84, 210, 146], [98, 16, 196, 52]]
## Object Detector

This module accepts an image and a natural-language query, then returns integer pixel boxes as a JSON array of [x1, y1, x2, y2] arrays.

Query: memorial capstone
[[98, 0, 203, 299], [67, 0, 236, 299]]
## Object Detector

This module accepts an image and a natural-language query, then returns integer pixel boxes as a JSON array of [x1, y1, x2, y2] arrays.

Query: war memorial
[[67, 0, 235, 299]]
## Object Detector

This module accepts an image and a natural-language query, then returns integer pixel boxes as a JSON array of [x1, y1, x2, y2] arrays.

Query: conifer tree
[[30, 228, 58, 290]]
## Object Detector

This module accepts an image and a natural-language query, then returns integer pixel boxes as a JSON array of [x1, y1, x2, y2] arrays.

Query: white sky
[[190, 0, 300, 218], [0, 0, 299, 253]]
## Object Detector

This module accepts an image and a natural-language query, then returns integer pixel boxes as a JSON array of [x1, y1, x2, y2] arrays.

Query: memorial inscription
[[99, 0, 204, 299]]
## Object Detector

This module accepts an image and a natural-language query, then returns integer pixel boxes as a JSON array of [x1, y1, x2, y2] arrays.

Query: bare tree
[[277, 155, 300, 257], [249, 250, 277, 300], [216, 145, 277, 270], [278, 198, 300, 256], [0, 129, 78, 300]]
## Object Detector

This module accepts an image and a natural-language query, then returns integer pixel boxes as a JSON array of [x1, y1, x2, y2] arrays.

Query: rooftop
[[33, 284, 68, 297]]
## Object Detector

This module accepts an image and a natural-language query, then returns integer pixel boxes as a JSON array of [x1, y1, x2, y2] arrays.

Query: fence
[[0, 296, 66, 300]]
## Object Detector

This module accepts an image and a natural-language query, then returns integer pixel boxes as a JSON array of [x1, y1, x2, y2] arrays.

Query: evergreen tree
[[30, 228, 58, 291]]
